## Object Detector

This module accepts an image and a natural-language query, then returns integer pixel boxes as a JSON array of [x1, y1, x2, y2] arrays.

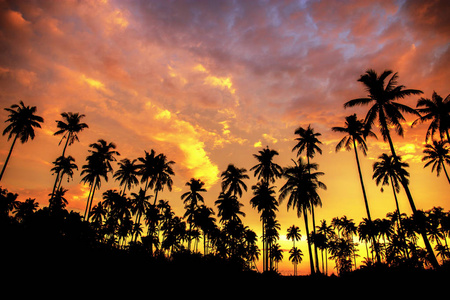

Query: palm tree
[[279, 158, 326, 275], [422, 140, 450, 184], [250, 181, 278, 272], [51, 112, 88, 199], [215, 192, 245, 224], [317, 219, 334, 274], [150, 153, 175, 204], [287, 225, 302, 248], [373, 154, 409, 224], [289, 247, 303, 276], [81, 139, 120, 219], [182, 178, 206, 250], [1, 101, 44, 181], [130, 188, 152, 242], [50, 155, 78, 193], [137, 149, 156, 192], [292, 124, 323, 273], [345, 69, 439, 268], [114, 158, 140, 196], [250, 146, 283, 183], [413, 92, 450, 142], [221, 164, 249, 197], [332, 115, 377, 218], [14, 198, 39, 222]]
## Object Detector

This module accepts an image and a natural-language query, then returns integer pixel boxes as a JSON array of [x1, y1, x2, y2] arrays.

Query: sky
[[0, 0, 449, 275]]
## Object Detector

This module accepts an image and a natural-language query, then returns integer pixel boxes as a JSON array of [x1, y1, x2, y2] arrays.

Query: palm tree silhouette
[[51, 112, 88, 199], [345, 69, 439, 268], [1, 101, 44, 181], [215, 192, 245, 224], [81, 139, 120, 219], [413, 92, 450, 142], [292, 125, 323, 273], [332, 114, 381, 263], [422, 140, 450, 184], [150, 153, 175, 204], [317, 219, 334, 274], [289, 246, 303, 276], [279, 158, 326, 275], [50, 155, 78, 193], [182, 178, 206, 250], [286, 225, 301, 248], [221, 164, 249, 197], [130, 188, 152, 242], [114, 158, 139, 196], [250, 146, 283, 183], [250, 146, 282, 272]]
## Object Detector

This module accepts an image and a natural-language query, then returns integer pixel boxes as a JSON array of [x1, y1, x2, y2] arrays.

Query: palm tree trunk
[[0, 134, 18, 182], [303, 206, 315, 275], [353, 141, 382, 263], [442, 164, 450, 184], [384, 130, 440, 268], [84, 182, 95, 219], [307, 156, 320, 273]]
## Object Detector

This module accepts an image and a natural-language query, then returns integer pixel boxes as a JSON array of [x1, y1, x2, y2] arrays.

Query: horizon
[[0, 0, 449, 275]]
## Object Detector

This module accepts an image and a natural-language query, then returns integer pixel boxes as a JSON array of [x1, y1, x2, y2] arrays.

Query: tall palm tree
[[130, 188, 152, 242], [150, 153, 175, 204], [413, 92, 450, 142], [345, 69, 439, 268], [287, 225, 302, 248], [250, 146, 283, 183], [51, 112, 88, 199], [1, 101, 44, 181], [215, 192, 246, 224], [114, 158, 140, 196], [182, 178, 206, 250], [250, 181, 278, 272], [373, 153, 409, 226], [54, 112, 89, 157], [50, 155, 78, 193], [221, 164, 249, 197], [289, 247, 303, 276], [332, 114, 380, 262], [422, 140, 450, 184], [81, 139, 120, 219], [292, 124, 323, 273], [137, 149, 156, 192], [279, 158, 326, 275]]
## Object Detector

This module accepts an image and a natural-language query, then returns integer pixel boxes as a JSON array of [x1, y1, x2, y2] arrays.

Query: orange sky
[[0, 0, 449, 275]]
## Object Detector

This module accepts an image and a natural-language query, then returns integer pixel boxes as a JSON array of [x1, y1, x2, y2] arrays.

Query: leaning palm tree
[[50, 155, 78, 192], [422, 140, 450, 184], [1, 101, 44, 181], [412, 92, 450, 142], [345, 69, 439, 268], [332, 114, 380, 263], [221, 164, 249, 198], [279, 158, 326, 275], [292, 124, 323, 273], [250, 146, 283, 184]]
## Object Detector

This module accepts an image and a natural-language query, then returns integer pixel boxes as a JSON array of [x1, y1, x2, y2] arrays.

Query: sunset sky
[[0, 0, 449, 275]]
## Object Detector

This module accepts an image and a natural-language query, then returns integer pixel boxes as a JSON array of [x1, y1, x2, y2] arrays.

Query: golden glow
[[154, 109, 171, 120], [204, 75, 236, 94]]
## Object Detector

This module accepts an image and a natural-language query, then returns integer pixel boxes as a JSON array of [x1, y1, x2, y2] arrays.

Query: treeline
[[1, 68, 449, 276]]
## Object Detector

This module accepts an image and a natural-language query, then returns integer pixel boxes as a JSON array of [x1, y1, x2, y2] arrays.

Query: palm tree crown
[[250, 146, 283, 183], [373, 153, 410, 193], [54, 112, 88, 156], [332, 114, 377, 155], [220, 164, 249, 197], [413, 91, 450, 142], [422, 140, 450, 183], [292, 125, 322, 159]]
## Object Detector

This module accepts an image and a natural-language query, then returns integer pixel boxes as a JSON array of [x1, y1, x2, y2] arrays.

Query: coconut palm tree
[[114, 158, 140, 196], [150, 153, 175, 204], [422, 140, 450, 184], [287, 225, 301, 248], [413, 92, 450, 142], [289, 247, 303, 276], [345, 69, 439, 268], [137, 149, 156, 192], [279, 158, 326, 275], [51, 112, 88, 198], [250, 180, 278, 272], [250, 146, 283, 183], [182, 178, 206, 250], [221, 164, 249, 198], [130, 188, 152, 242], [215, 192, 245, 225], [81, 139, 120, 219], [292, 124, 323, 273], [1, 101, 44, 181], [373, 153, 409, 222], [50, 155, 78, 193]]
